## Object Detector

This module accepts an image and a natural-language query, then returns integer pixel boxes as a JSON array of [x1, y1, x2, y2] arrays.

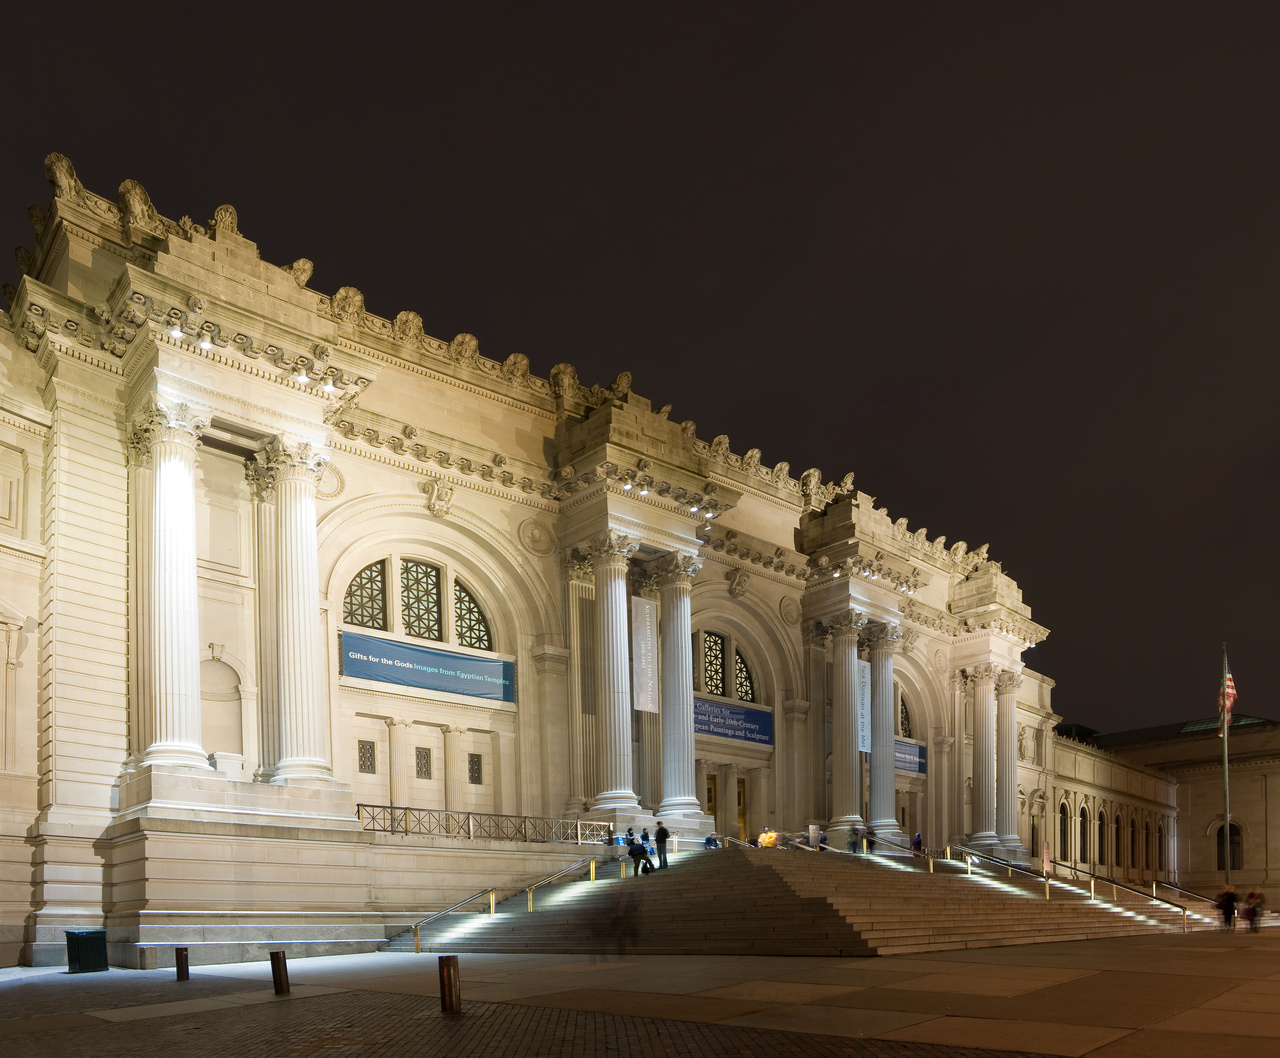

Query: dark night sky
[[3, 4, 1277, 732]]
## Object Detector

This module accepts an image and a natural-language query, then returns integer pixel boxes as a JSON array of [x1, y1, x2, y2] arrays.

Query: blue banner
[[340, 631, 516, 703], [894, 739, 927, 773], [694, 699, 774, 745]]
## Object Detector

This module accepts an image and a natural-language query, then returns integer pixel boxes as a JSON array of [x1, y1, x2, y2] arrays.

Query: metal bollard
[[489, 891, 496, 914], [270, 950, 290, 995], [414, 925, 421, 954], [620, 858, 626, 879], [439, 954, 461, 1014], [590, 860, 596, 882], [175, 946, 189, 982], [1044, 878, 1050, 901]]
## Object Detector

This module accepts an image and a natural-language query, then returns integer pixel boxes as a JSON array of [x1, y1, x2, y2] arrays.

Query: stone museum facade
[[0, 156, 1179, 967]]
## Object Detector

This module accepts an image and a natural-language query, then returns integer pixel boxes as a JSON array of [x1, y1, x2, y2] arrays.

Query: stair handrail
[[1046, 857, 1190, 924], [1151, 878, 1219, 908], [404, 887, 498, 953], [525, 855, 598, 910], [721, 834, 754, 849]]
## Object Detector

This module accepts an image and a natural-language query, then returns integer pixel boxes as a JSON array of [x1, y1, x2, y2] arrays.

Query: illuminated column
[[562, 556, 594, 814], [828, 613, 864, 837], [587, 530, 640, 811], [246, 462, 279, 781], [263, 439, 331, 782], [783, 699, 810, 829], [868, 624, 904, 844], [130, 397, 211, 769], [443, 725, 466, 812], [385, 718, 410, 807], [657, 552, 702, 817], [969, 663, 998, 848], [717, 763, 739, 839], [997, 669, 1025, 858]]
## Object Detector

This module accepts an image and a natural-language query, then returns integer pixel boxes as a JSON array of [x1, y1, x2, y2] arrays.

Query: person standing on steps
[[628, 837, 655, 876], [654, 820, 670, 869], [1216, 884, 1237, 931]]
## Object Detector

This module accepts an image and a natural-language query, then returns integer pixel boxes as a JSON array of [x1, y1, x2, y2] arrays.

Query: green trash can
[[65, 930, 108, 973]]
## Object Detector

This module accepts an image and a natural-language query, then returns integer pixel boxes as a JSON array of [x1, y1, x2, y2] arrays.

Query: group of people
[[623, 822, 671, 876], [1216, 884, 1267, 932]]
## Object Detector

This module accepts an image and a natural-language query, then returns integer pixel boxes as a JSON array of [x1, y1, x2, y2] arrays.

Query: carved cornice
[[701, 525, 808, 580], [900, 598, 961, 637]]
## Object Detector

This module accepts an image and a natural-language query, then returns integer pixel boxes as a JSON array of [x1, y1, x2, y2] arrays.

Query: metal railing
[[526, 856, 599, 910], [356, 804, 613, 844], [1047, 857, 1189, 927], [407, 887, 497, 953]]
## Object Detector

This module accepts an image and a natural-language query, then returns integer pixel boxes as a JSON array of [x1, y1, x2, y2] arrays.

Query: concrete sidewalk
[[2, 928, 1278, 1056]]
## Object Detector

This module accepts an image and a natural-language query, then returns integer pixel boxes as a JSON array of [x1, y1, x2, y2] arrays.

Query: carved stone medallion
[[518, 518, 556, 557], [316, 461, 345, 500], [933, 648, 949, 675], [779, 596, 801, 626]]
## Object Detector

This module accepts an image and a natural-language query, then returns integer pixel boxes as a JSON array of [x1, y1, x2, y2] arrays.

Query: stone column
[[868, 624, 904, 845], [695, 758, 709, 812], [385, 718, 410, 808], [562, 556, 595, 813], [969, 663, 998, 848], [129, 397, 211, 769], [246, 462, 278, 781], [656, 552, 702, 817], [948, 670, 968, 844], [262, 440, 330, 783], [586, 530, 640, 811], [828, 614, 864, 839], [783, 699, 810, 830], [996, 669, 1024, 859], [443, 725, 466, 813], [717, 763, 738, 840], [931, 733, 954, 849], [803, 624, 828, 824]]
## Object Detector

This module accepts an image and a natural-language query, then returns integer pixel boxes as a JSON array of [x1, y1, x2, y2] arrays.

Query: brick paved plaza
[[3, 931, 1279, 1057]]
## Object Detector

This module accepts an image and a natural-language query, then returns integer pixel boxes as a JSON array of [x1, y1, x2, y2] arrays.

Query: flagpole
[[1221, 642, 1231, 886]]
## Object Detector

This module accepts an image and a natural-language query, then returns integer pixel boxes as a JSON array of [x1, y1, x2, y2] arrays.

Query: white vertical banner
[[631, 596, 659, 713], [856, 658, 871, 752]]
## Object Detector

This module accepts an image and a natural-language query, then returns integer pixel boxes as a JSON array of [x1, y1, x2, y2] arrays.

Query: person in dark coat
[[1216, 884, 1238, 931], [628, 838, 655, 876], [654, 821, 670, 869]]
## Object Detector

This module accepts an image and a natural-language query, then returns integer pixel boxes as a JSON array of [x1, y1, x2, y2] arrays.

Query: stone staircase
[[385, 846, 1219, 957]]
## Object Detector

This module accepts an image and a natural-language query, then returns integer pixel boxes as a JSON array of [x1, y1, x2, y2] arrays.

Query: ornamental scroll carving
[[725, 569, 750, 598], [421, 477, 454, 518]]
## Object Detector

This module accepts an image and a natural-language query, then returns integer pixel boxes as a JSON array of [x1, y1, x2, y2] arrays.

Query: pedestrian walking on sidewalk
[[1245, 888, 1265, 933], [655, 821, 670, 869], [1216, 884, 1238, 931]]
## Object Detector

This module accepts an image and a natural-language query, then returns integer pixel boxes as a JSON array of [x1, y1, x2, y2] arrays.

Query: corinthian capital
[[654, 551, 701, 586], [967, 661, 998, 684], [864, 623, 903, 652], [584, 529, 637, 570], [828, 610, 867, 639], [995, 669, 1024, 695], [127, 394, 209, 463], [260, 438, 328, 484]]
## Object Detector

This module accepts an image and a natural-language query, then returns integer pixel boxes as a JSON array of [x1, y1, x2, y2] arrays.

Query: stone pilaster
[[585, 530, 640, 812], [655, 552, 703, 818], [969, 663, 998, 849], [827, 613, 864, 839], [783, 699, 810, 830], [996, 669, 1025, 860], [261, 439, 331, 783], [562, 555, 594, 814], [129, 397, 211, 769], [246, 461, 278, 782], [443, 725, 466, 812], [931, 732, 954, 849], [868, 624, 904, 845], [716, 763, 739, 840]]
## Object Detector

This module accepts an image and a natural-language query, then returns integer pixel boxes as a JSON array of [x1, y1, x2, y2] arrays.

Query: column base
[[581, 805, 654, 841], [998, 837, 1030, 865], [272, 759, 334, 783], [141, 744, 213, 770], [655, 796, 703, 818], [968, 831, 1000, 853], [589, 789, 642, 812], [869, 819, 908, 855]]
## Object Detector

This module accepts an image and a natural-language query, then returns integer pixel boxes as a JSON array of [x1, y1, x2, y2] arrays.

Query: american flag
[[1218, 656, 1238, 736]]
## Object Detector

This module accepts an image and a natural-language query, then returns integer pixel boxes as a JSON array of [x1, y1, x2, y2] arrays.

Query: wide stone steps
[[384, 846, 1214, 956]]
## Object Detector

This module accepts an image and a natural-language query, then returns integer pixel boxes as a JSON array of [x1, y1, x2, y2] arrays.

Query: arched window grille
[[1097, 812, 1107, 866], [1059, 803, 1070, 860], [454, 581, 493, 650], [1079, 806, 1090, 862], [401, 559, 442, 641], [344, 560, 387, 630], [1216, 823, 1243, 872], [703, 633, 726, 696], [734, 649, 755, 703], [899, 696, 913, 739]]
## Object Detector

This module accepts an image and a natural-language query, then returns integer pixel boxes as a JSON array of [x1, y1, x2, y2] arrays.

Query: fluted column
[[931, 734, 954, 849], [443, 725, 466, 812], [247, 462, 278, 781], [586, 530, 640, 811], [828, 613, 864, 837], [868, 624, 904, 844], [262, 439, 331, 782], [656, 552, 702, 817], [562, 556, 595, 814], [717, 763, 739, 840], [695, 758, 709, 812], [385, 718, 410, 807], [996, 669, 1024, 858], [130, 397, 211, 769], [969, 663, 998, 848]]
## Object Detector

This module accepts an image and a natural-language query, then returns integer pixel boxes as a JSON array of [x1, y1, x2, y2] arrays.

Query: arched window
[[1079, 806, 1090, 862], [1157, 824, 1165, 871], [1114, 815, 1122, 866], [695, 630, 758, 704], [401, 559, 443, 641], [899, 695, 913, 739], [1097, 812, 1107, 866], [454, 581, 493, 650], [344, 560, 387, 629], [734, 649, 756, 703], [703, 632, 726, 696], [1216, 823, 1243, 872], [1059, 803, 1070, 860]]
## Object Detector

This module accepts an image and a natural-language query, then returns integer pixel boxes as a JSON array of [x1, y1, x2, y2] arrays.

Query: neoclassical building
[[0, 156, 1177, 967]]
